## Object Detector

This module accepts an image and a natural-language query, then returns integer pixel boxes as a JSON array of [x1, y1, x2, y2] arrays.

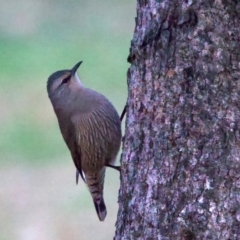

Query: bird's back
[[72, 88, 121, 172]]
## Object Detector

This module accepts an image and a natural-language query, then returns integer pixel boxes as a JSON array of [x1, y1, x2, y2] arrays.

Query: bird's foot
[[106, 163, 121, 172]]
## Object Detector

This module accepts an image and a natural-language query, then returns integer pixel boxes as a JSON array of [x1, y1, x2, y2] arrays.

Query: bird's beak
[[71, 61, 83, 77]]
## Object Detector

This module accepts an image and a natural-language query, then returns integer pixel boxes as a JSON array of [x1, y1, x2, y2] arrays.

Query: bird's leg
[[120, 105, 127, 122], [76, 169, 80, 184], [107, 105, 126, 172], [106, 163, 121, 172]]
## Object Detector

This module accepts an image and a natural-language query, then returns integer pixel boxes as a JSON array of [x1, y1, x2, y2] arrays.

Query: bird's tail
[[93, 197, 107, 221], [86, 168, 107, 221]]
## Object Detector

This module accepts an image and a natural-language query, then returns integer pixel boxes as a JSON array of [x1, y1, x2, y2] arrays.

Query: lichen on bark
[[115, 0, 240, 239]]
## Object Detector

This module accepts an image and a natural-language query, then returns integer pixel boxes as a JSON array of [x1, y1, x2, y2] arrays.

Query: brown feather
[[47, 63, 121, 221]]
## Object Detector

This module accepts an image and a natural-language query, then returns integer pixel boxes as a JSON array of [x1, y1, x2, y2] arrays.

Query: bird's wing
[[76, 168, 86, 184], [58, 116, 86, 183], [72, 144, 86, 183], [70, 115, 86, 183]]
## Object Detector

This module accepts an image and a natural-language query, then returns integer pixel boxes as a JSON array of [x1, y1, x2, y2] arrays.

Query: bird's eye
[[61, 76, 71, 85]]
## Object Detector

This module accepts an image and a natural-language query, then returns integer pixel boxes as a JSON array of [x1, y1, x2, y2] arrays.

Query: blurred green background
[[0, 0, 135, 239]]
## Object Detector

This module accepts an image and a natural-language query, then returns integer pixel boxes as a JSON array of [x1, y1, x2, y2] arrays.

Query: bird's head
[[47, 61, 83, 99]]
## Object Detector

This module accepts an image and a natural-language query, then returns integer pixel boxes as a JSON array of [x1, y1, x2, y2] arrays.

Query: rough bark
[[115, 0, 240, 239]]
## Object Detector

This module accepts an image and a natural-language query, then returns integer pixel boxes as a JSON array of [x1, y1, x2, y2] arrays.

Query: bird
[[47, 61, 122, 221]]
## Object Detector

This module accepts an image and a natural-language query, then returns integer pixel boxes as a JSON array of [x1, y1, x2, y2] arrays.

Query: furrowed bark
[[115, 0, 240, 239]]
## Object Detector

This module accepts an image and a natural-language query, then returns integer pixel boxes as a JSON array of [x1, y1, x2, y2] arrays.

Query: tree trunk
[[115, 0, 240, 239]]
